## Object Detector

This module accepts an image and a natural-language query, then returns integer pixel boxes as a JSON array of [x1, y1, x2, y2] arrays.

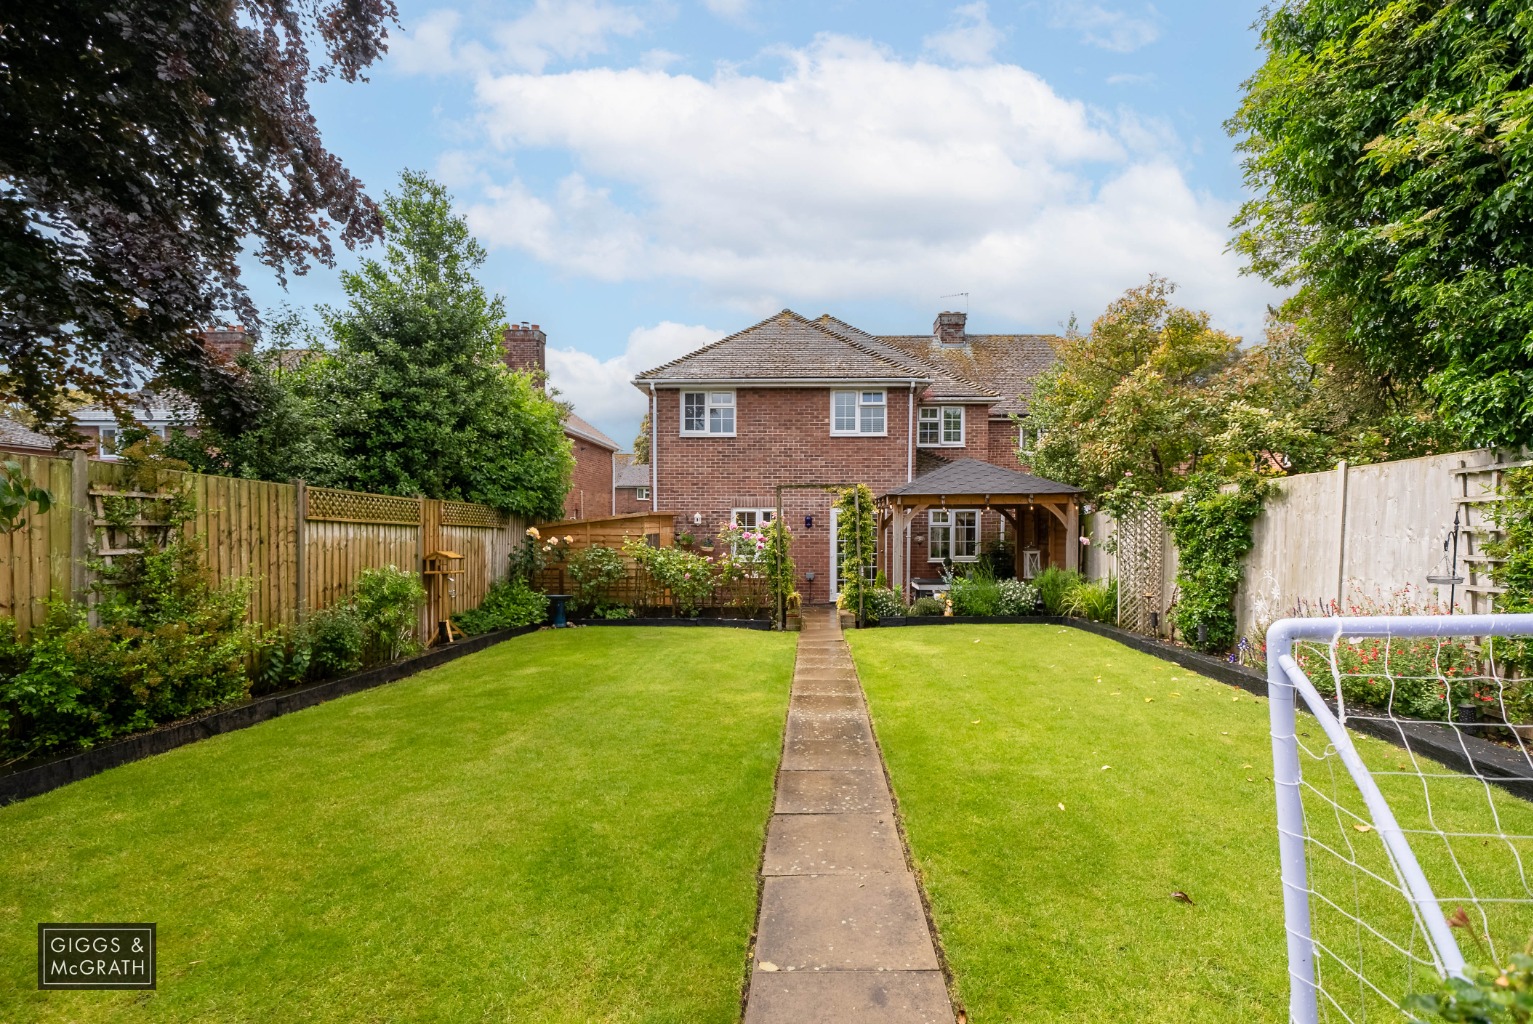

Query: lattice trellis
[[442, 501, 506, 528], [306, 488, 419, 525], [1115, 505, 1165, 635]]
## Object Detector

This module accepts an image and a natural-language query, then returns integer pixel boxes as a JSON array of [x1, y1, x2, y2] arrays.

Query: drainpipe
[[906, 383, 915, 482], [610, 451, 617, 516], [649, 382, 658, 512]]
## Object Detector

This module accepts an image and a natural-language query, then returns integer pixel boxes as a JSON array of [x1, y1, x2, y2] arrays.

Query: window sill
[[678, 432, 737, 438], [915, 442, 966, 448], [830, 431, 889, 438]]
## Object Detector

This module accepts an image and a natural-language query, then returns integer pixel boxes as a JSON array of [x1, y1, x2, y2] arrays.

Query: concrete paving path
[[743, 608, 955, 1024]]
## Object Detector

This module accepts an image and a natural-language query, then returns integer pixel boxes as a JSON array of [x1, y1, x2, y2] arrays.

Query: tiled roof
[[813, 316, 996, 402], [564, 412, 619, 450], [631, 309, 1057, 416], [888, 458, 1080, 497], [613, 453, 650, 488], [0, 417, 55, 452], [633, 310, 929, 382], [878, 333, 1057, 416]]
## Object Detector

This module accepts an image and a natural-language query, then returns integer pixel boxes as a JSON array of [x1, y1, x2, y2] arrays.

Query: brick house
[[613, 454, 652, 514], [501, 322, 626, 520], [633, 309, 1081, 604]]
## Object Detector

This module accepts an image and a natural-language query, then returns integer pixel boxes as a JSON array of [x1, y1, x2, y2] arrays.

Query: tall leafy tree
[[0, 0, 396, 436], [1229, 0, 1533, 446], [308, 171, 573, 519], [1024, 277, 1244, 496]]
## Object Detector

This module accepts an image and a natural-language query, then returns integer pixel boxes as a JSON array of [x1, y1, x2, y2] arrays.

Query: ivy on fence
[[1163, 474, 1267, 653]]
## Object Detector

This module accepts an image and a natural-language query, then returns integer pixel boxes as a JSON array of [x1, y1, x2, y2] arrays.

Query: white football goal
[[1268, 613, 1533, 1023]]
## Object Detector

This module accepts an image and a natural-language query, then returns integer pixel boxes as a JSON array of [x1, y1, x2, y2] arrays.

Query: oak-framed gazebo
[[879, 459, 1084, 598]]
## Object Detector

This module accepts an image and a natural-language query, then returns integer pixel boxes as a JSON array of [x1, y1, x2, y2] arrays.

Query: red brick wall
[[565, 437, 614, 520], [986, 417, 1021, 469], [652, 386, 919, 603], [615, 486, 651, 515]]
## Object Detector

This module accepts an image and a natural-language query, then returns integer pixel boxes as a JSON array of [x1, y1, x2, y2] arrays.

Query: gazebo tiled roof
[[886, 459, 1081, 498]]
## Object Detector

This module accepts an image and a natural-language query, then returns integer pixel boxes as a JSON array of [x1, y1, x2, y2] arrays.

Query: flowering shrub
[[997, 578, 1041, 616], [622, 538, 715, 616], [567, 545, 628, 614], [862, 586, 906, 621]]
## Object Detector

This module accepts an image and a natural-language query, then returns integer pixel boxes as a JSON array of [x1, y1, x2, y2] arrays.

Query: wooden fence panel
[[1, 459, 522, 642], [0, 454, 74, 633]]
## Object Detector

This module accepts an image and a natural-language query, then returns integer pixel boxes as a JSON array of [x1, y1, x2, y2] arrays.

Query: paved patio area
[[744, 608, 955, 1023]]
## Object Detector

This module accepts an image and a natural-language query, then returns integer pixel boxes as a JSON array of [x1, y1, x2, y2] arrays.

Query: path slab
[[791, 675, 862, 696], [744, 971, 953, 1024], [789, 693, 864, 716], [775, 771, 893, 814], [781, 736, 881, 771], [755, 873, 941, 971], [786, 712, 874, 743], [763, 813, 905, 875]]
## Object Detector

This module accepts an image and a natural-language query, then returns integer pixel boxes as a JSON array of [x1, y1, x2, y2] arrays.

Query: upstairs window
[[682, 391, 734, 435], [831, 390, 885, 435], [917, 406, 965, 446]]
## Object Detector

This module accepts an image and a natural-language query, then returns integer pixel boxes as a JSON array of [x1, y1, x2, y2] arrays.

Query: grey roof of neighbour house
[[614, 453, 650, 488], [633, 310, 931, 383], [888, 458, 1081, 497], [632, 308, 1057, 415], [563, 412, 620, 451], [0, 417, 56, 452]]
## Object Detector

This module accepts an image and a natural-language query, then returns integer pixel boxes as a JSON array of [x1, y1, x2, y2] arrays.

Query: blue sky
[[246, 0, 1281, 446]]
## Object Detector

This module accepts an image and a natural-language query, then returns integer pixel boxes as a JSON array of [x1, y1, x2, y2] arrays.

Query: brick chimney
[[502, 322, 547, 385], [201, 324, 253, 364], [934, 311, 966, 347]]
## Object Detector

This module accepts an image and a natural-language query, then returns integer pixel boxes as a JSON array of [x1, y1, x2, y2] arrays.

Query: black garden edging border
[[871, 614, 1533, 800], [570, 616, 772, 630], [0, 623, 541, 806]]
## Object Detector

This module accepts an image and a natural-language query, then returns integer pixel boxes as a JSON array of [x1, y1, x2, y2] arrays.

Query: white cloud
[[1106, 71, 1156, 87], [463, 33, 1278, 344], [546, 321, 725, 442], [702, 0, 751, 22], [389, 1, 646, 76], [1049, 2, 1160, 53], [923, 2, 1004, 66]]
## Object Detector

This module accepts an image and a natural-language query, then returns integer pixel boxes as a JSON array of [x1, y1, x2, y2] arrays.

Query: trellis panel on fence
[[0, 456, 524, 641]]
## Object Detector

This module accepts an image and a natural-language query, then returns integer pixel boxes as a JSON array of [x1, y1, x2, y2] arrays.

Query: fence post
[[69, 450, 90, 604], [294, 480, 308, 623]]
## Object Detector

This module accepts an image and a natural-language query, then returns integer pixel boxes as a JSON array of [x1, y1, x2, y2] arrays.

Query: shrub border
[[0, 624, 541, 806], [570, 617, 772, 630], [872, 614, 1533, 800]]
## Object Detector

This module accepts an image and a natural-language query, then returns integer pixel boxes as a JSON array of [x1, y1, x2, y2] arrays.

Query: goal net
[[1268, 613, 1533, 1023]]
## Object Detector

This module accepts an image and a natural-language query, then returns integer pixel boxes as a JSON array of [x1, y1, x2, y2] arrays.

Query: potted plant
[[676, 531, 694, 549], [785, 590, 803, 631]]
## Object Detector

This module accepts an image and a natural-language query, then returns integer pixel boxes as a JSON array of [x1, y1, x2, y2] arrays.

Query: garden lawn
[[848, 624, 1533, 1023], [0, 627, 794, 1024]]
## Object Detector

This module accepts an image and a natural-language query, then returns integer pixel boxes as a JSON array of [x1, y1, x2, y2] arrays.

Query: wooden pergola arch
[[878, 459, 1084, 597]]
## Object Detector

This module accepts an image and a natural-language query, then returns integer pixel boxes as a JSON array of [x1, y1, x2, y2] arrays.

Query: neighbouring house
[[0, 417, 57, 457], [613, 453, 651, 514], [71, 326, 254, 458], [500, 322, 622, 520], [632, 309, 1083, 603]]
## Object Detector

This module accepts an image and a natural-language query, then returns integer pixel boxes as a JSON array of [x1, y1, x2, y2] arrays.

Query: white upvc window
[[917, 406, 964, 446], [928, 509, 979, 562], [682, 391, 735, 435], [830, 390, 886, 435], [635, 486, 650, 500], [97, 423, 165, 459], [731, 508, 776, 557]]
